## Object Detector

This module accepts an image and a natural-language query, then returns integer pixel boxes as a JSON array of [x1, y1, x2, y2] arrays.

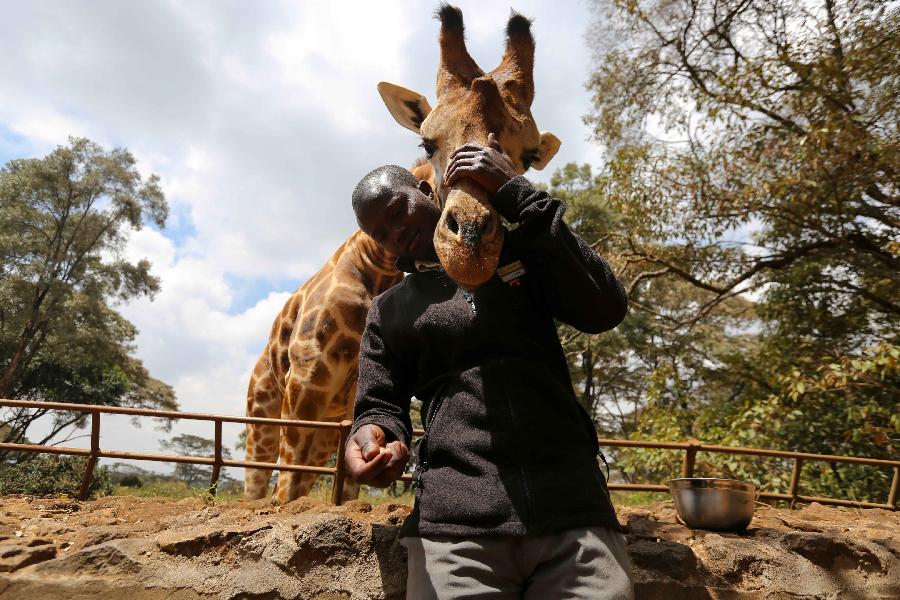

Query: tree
[[0, 454, 114, 498], [0, 138, 177, 456], [587, 0, 897, 324], [580, 0, 898, 500], [160, 433, 232, 489], [547, 165, 758, 486]]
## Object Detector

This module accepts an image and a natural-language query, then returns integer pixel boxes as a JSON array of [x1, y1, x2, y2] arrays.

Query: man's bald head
[[352, 165, 420, 217], [351, 165, 440, 260]]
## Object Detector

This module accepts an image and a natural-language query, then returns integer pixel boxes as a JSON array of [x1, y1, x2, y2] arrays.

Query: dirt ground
[[1, 494, 898, 599]]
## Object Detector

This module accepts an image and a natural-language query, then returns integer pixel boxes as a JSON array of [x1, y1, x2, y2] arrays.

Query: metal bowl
[[667, 478, 756, 531]]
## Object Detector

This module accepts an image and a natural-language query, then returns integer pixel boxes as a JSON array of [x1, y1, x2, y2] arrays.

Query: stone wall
[[1, 496, 897, 599]]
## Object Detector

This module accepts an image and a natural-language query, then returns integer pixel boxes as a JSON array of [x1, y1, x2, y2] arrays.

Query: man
[[347, 135, 633, 599]]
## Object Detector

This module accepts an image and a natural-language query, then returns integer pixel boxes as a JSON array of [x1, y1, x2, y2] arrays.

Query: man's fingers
[[354, 425, 385, 461], [445, 163, 475, 186], [384, 441, 409, 469], [345, 445, 375, 476], [350, 448, 392, 484], [445, 166, 482, 187], [346, 436, 381, 471], [371, 462, 407, 488], [447, 151, 482, 166], [355, 442, 407, 488], [445, 158, 478, 177], [450, 145, 486, 160], [360, 441, 380, 461], [488, 132, 502, 151]]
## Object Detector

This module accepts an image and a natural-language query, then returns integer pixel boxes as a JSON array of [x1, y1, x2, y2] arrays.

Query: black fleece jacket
[[352, 176, 628, 538]]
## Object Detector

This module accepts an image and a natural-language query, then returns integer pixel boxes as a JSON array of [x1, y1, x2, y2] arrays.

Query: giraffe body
[[244, 230, 401, 501]]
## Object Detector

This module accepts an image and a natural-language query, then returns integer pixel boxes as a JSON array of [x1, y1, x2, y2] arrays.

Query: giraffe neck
[[351, 230, 402, 295]]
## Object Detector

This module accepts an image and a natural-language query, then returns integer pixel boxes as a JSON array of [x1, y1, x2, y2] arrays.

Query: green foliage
[[560, 0, 899, 504], [550, 165, 758, 487], [0, 137, 176, 454], [112, 479, 245, 501], [0, 455, 114, 498], [160, 433, 233, 489]]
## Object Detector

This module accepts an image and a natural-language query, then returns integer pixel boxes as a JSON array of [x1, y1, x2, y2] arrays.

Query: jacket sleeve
[[350, 298, 414, 447], [495, 176, 628, 333]]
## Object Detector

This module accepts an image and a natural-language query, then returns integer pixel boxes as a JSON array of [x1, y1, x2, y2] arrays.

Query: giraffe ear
[[378, 82, 432, 134], [530, 131, 561, 171]]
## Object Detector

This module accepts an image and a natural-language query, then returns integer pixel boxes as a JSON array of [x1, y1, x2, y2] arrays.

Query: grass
[[305, 476, 416, 507], [610, 490, 671, 506], [113, 480, 245, 502], [112, 476, 415, 506], [112, 477, 663, 509]]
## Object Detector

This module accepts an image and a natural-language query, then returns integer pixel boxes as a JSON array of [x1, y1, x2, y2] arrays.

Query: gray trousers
[[400, 526, 634, 600]]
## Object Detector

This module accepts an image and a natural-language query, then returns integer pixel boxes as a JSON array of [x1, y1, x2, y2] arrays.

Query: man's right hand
[[345, 424, 409, 488]]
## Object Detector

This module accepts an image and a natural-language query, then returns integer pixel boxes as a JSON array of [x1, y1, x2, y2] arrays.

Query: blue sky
[[1, 0, 610, 474]]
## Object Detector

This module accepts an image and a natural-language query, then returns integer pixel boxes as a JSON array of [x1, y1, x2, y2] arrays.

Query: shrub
[[0, 455, 115, 498]]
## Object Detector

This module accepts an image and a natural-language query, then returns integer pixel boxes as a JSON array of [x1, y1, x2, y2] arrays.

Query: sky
[[0, 0, 609, 480]]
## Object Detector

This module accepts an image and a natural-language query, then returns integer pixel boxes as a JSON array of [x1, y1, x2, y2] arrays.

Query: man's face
[[357, 176, 441, 260]]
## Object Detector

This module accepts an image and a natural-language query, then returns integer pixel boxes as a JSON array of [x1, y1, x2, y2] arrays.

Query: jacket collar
[[395, 256, 442, 274]]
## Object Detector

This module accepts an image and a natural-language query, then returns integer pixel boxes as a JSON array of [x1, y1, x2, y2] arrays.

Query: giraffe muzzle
[[434, 183, 503, 289]]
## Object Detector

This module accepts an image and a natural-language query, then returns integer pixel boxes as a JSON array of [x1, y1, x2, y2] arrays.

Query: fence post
[[789, 458, 803, 509], [331, 420, 353, 506], [889, 466, 899, 508], [682, 439, 700, 478], [209, 419, 223, 495], [78, 412, 100, 500]]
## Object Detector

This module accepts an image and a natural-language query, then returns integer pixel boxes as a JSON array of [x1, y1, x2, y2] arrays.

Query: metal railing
[[1, 399, 897, 510], [0, 399, 353, 503], [597, 438, 899, 510]]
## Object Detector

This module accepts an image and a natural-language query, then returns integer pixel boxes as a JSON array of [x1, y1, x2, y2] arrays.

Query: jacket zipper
[[501, 362, 533, 524], [413, 396, 446, 488]]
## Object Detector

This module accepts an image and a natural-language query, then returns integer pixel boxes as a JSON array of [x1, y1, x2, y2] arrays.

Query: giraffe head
[[378, 5, 561, 288]]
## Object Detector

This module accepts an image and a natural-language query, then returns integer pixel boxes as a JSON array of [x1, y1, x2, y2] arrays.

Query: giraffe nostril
[[462, 222, 480, 247], [446, 213, 459, 235]]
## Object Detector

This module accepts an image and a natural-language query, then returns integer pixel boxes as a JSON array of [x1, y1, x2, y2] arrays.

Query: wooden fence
[[1, 399, 897, 509]]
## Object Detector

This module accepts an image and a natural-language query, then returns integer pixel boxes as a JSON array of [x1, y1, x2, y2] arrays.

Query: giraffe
[[378, 4, 561, 289], [244, 4, 561, 502], [243, 231, 402, 501]]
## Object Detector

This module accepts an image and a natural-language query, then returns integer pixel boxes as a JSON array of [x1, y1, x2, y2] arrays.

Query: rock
[[33, 539, 145, 577], [0, 542, 56, 572], [0, 495, 897, 599], [629, 538, 697, 578], [618, 503, 900, 599], [157, 522, 273, 557], [781, 531, 883, 572]]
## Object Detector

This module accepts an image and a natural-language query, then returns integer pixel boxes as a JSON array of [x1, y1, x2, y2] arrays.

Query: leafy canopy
[[0, 137, 176, 453], [561, 0, 899, 503]]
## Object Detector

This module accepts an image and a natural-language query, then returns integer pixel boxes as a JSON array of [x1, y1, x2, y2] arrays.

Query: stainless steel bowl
[[667, 478, 756, 531]]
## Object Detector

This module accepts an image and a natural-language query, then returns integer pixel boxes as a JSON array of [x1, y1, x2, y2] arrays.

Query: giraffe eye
[[419, 139, 437, 159]]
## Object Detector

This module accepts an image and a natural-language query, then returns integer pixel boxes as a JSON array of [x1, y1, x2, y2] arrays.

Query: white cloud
[[2, 0, 608, 472]]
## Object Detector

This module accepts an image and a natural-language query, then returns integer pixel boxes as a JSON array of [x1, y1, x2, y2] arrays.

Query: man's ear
[[530, 132, 562, 171], [378, 82, 432, 134], [417, 179, 433, 197], [412, 161, 435, 190]]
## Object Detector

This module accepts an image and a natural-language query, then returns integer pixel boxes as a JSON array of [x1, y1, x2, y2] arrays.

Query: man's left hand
[[444, 132, 518, 195]]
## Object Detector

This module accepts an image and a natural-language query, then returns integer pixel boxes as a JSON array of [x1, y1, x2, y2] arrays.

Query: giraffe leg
[[243, 356, 283, 500], [274, 372, 332, 503], [338, 381, 361, 502], [281, 380, 364, 503], [274, 351, 366, 503], [276, 427, 333, 501], [295, 427, 341, 499]]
